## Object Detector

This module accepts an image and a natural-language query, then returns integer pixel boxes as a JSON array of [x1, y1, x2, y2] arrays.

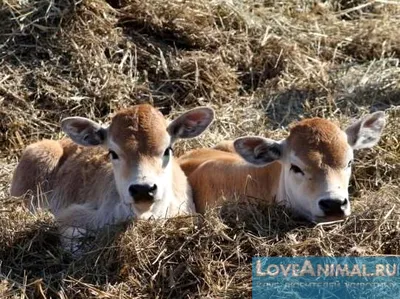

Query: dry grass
[[0, 0, 399, 298]]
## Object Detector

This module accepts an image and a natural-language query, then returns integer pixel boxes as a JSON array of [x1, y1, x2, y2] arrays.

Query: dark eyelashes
[[108, 150, 119, 160], [290, 164, 304, 175]]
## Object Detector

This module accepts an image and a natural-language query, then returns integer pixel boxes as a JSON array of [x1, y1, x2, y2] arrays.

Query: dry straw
[[0, 0, 399, 297]]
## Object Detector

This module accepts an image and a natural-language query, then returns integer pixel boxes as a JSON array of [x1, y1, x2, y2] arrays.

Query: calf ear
[[61, 117, 107, 146], [167, 107, 215, 141], [234, 136, 284, 166], [345, 111, 386, 150]]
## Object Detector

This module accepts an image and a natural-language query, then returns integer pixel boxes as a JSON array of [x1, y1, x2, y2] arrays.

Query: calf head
[[61, 104, 214, 217], [234, 112, 386, 222]]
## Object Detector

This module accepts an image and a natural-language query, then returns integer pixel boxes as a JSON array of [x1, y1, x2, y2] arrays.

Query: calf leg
[[57, 203, 98, 255]]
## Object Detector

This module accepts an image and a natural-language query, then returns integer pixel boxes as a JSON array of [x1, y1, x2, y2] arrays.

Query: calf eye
[[163, 146, 173, 157], [347, 160, 353, 168], [108, 150, 119, 160], [290, 164, 304, 175], [162, 147, 173, 167]]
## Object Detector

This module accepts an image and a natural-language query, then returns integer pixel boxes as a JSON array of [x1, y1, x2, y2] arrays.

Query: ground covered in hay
[[0, 0, 399, 298]]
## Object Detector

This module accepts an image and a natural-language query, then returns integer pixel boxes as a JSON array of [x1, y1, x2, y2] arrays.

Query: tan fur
[[179, 148, 281, 213], [212, 140, 235, 153], [10, 140, 63, 199], [108, 105, 168, 156], [287, 118, 348, 169]]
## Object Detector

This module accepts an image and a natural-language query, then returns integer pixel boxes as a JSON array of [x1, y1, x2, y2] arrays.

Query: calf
[[10, 104, 214, 249], [179, 112, 385, 222]]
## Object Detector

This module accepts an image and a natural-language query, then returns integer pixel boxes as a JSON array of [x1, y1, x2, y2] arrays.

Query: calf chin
[[133, 199, 155, 216], [313, 214, 349, 223]]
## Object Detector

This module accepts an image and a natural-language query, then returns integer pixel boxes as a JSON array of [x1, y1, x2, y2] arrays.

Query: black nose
[[319, 198, 348, 215], [129, 184, 157, 199]]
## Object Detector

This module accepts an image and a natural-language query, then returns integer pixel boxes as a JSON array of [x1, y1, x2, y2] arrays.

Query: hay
[[1, 0, 400, 297]]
